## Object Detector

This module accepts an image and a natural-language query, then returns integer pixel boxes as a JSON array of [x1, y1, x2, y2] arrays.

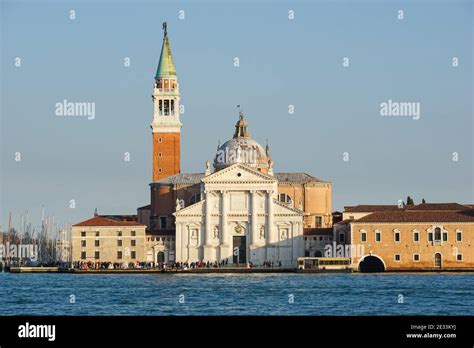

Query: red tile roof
[[334, 219, 352, 225], [344, 205, 400, 213], [73, 216, 145, 227], [406, 203, 470, 211], [355, 209, 474, 223]]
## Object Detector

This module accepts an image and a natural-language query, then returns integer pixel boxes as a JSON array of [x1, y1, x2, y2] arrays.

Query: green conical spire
[[155, 22, 176, 78]]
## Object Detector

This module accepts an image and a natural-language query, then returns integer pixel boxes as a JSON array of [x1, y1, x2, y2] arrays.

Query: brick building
[[342, 203, 474, 271]]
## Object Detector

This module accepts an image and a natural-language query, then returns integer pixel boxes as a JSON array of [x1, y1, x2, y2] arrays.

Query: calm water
[[0, 273, 472, 315]]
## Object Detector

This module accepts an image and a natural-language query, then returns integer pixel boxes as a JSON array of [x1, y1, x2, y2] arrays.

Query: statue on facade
[[176, 198, 182, 211]]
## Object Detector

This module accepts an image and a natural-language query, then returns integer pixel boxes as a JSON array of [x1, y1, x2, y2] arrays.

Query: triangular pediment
[[173, 200, 204, 216], [202, 164, 277, 184], [273, 199, 305, 216]]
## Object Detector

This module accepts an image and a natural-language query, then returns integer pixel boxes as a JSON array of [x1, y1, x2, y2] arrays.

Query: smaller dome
[[213, 111, 272, 172], [214, 137, 268, 171]]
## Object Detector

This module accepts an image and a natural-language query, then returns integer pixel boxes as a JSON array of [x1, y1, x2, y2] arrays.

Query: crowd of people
[[74, 261, 151, 270], [73, 259, 284, 270]]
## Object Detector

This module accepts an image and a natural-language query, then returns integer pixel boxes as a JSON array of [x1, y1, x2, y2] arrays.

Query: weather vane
[[162, 22, 167, 37]]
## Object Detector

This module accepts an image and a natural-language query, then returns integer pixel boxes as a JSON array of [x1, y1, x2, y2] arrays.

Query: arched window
[[189, 193, 201, 204], [434, 227, 441, 241], [279, 193, 292, 204]]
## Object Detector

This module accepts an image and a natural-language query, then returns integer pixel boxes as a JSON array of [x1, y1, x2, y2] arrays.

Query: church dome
[[214, 111, 272, 172]]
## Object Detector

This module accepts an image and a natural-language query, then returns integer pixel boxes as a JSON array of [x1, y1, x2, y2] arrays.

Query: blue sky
[[1, 0, 472, 229]]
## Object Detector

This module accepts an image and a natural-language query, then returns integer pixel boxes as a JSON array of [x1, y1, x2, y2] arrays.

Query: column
[[204, 190, 212, 246], [219, 190, 231, 263], [250, 190, 258, 246], [152, 95, 159, 116], [175, 222, 182, 262], [291, 222, 299, 266], [220, 190, 228, 246], [184, 224, 190, 262], [266, 190, 275, 244], [266, 190, 276, 262], [203, 190, 214, 261]]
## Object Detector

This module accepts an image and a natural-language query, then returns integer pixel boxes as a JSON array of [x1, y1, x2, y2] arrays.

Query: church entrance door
[[434, 253, 442, 269], [233, 236, 246, 265], [157, 251, 165, 263]]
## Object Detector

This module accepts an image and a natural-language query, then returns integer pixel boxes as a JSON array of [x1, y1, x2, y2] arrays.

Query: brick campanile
[[151, 22, 182, 182]]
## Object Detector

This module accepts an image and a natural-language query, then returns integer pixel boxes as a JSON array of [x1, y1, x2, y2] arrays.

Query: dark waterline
[[0, 273, 472, 315]]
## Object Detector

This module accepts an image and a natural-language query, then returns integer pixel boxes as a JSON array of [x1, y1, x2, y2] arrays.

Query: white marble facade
[[174, 164, 304, 267]]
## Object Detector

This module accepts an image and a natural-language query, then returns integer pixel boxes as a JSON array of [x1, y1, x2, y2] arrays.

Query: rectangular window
[[131, 240, 136, 247], [456, 254, 463, 261], [394, 231, 400, 242], [117, 251, 122, 259], [428, 232, 433, 242], [131, 230, 136, 237], [117, 231, 122, 237], [304, 251, 310, 257], [95, 240, 100, 247], [413, 231, 419, 242], [171, 99, 175, 115], [81, 240, 86, 247], [315, 216, 323, 228], [319, 236, 323, 241], [117, 240, 122, 247], [413, 254, 420, 261], [164, 100, 170, 115], [339, 233, 345, 243], [131, 251, 136, 259], [81, 231, 86, 237], [394, 254, 401, 261], [81, 251, 86, 260], [95, 231, 100, 237], [361, 232, 367, 242], [375, 232, 381, 242], [456, 231, 462, 242], [159, 100, 163, 115], [442, 232, 448, 242], [94, 251, 100, 260], [160, 216, 167, 229]]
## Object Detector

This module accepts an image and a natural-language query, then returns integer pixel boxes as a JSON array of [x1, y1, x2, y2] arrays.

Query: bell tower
[[151, 22, 182, 181]]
